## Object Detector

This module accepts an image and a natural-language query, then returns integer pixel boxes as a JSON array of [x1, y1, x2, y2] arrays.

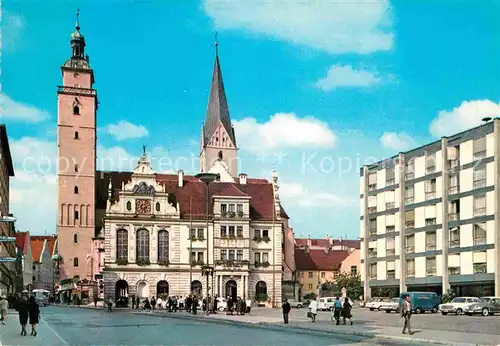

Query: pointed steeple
[[63, 9, 91, 70], [202, 38, 236, 148]]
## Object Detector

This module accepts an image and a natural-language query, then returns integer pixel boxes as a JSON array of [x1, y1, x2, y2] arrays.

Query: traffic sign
[[0, 236, 16, 243]]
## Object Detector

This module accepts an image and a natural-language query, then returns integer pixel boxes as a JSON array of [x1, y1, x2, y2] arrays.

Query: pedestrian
[[282, 298, 291, 324], [107, 298, 113, 312], [401, 295, 413, 335], [16, 294, 29, 336], [308, 299, 318, 322], [0, 295, 8, 325], [151, 296, 156, 310], [332, 297, 342, 325], [28, 296, 40, 336], [342, 296, 353, 325], [131, 295, 136, 309]]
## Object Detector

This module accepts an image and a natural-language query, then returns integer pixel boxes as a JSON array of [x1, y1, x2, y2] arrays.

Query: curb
[[131, 311, 485, 346]]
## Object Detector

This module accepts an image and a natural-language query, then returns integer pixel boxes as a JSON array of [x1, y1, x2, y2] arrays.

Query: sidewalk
[[131, 309, 499, 346], [0, 316, 67, 346]]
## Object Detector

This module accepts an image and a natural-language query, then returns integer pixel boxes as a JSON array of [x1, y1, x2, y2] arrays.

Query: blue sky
[[2, 1, 499, 239]]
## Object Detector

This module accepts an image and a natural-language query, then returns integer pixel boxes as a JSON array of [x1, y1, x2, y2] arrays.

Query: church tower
[[200, 41, 238, 177], [56, 11, 97, 281]]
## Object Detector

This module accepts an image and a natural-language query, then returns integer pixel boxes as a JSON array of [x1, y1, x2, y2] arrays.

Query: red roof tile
[[213, 184, 249, 197], [295, 238, 360, 249], [30, 236, 56, 263], [95, 171, 289, 222], [295, 248, 350, 271], [15, 232, 29, 254]]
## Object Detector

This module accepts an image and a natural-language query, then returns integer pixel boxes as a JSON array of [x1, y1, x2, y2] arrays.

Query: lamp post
[[195, 173, 219, 313], [201, 265, 214, 314]]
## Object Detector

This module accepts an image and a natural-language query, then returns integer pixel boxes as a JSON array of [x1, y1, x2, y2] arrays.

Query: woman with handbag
[[308, 299, 318, 322]]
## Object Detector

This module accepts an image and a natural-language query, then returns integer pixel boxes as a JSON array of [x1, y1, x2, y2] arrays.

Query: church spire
[[70, 9, 86, 59], [202, 38, 236, 148]]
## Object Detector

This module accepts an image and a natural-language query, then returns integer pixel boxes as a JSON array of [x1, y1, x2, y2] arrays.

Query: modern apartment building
[[360, 119, 500, 298]]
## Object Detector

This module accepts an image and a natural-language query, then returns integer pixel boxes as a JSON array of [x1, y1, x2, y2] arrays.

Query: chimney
[[178, 170, 184, 187], [239, 173, 247, 185], [307, 234, 311, 247]]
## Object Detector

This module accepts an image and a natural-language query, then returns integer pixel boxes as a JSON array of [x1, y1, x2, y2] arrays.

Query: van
[[318, 297, 336, 311], [400, 291, 440, 314]]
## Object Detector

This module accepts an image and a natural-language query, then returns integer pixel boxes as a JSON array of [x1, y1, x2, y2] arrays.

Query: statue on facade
[[133, 181, 155, 195]]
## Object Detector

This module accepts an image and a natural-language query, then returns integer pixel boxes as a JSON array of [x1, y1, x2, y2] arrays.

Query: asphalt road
[[0, 306, 421, 346]]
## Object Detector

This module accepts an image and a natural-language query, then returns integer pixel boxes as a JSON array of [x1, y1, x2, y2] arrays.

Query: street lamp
[[195, 172, 219, 306], [201, 265, 214, 314]]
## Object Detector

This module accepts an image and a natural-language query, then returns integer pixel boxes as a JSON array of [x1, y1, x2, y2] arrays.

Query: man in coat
[[401, 296, 414, 335], [282, 298, 291, 324]]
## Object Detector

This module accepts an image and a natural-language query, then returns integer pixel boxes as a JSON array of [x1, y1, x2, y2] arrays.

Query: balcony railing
[[405, 172, 414, 181], [473, 263, 487, 274], [406, 270, 415, 278], [425, 243, 436, 251], [448, 213, 459, 221], [425, 218, 437, 226], [426, 268, 437, 276], [368, 229, 377, 236], [405, 245, 415, 253], [386, 179, 395, 186], [473, 237, 486, 246], [425, 191, 436, 200], [473, 208, 486, 217], [368, 206, 377, 214], [448, 267, 460, 275], [405, 197, 414, 205], [386, 202, 395, 209], [447, 160, 459, 170], [448, 186, 459, 195], [369, 273, 377, 279], [473, 151, 486, 161], [368, 250, 377, 258], [449, 239, 460, 248], [387, 271, 396, 279], [473, 179, 486, 189], [368, 184, 377, 191], [386, 249, 395, 256], [426, 166, 436, 174], [405, 221, 415, 229]]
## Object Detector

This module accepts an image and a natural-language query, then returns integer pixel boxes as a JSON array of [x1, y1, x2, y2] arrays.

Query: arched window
[[74, 131, 79, 139], [74, 210, 79, 220], [116, 229, 128, 261], [157, 230, 169, 262], [126, 201, 132, 211], [218, 150, 223, 160], [255, 281, 267, 296], [155, 202, 160, 212], [136, 229, 150, 262], [74, 186, 79, 194], [73, 258, 79, 267], [73, 234, 78, 243], [74, 164, 78, 172], [73, 105, 80, 115]]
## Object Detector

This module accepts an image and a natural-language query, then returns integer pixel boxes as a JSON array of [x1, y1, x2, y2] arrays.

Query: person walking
[[401, 295, 413, 335], [0, 296, 8, 325], [332, 297, 342, 325], [16, 294, 29, 336], [282, 298, 291, 324], [342, 296, 353, 325], [308, 299, 318, 322], [28, 296, 40, 336]]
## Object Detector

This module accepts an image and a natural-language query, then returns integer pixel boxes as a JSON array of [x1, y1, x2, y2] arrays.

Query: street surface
[[0, 306, 417, 346]]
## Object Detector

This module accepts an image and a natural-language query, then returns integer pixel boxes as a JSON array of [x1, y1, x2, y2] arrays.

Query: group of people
[[0, 293, 40, 337], [281, 296, 353, 325]]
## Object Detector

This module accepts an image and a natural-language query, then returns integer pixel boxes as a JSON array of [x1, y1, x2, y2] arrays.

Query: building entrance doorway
[[225, 280, 237, 301]]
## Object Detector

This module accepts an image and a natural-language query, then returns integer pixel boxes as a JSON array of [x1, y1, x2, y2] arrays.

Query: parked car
[[318, 297, 336, 311], [380, 298, 401, 313], [287, 300, 304, 308], [464, 297, 500, 316], [365, 298, 387, 311], [438, 297, 481, 315], [400, 291, 440, 314]]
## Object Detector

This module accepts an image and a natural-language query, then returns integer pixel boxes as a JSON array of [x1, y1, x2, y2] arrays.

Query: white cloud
[[0, 93, 50, 123], [316, 65, 381, 91], [280, 182, 357, 208], [104, 120, 149, 141], [429, 100, 500, 138], [1, 11, 25, 52], [380, 132, 418, 151], [233, 113, 336, 152], [203, 0, 393, 54]]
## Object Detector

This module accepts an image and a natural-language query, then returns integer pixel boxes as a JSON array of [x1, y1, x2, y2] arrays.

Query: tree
[[321, 272, 363, 299]]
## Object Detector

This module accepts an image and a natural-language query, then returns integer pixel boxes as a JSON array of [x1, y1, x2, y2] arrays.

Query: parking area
[[350, 307, 500, 335]]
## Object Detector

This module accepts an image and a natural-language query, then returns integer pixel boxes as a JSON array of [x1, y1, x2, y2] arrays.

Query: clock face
[[136, 199, 151, 214]]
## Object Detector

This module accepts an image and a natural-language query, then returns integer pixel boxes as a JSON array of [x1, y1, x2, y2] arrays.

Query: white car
[[379, 298, 401, 313], [318, 297, 336, 311], [365, 298, 388, 311], [438, 297, 481, 315]]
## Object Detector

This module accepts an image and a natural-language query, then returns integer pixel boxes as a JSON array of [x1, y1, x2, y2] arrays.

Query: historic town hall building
[[56, 15, 289, 305]]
